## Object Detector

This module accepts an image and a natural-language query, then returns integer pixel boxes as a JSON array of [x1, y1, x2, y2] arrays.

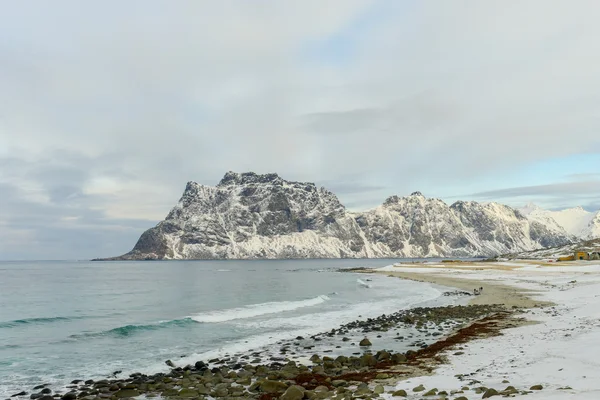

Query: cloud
[[2, 1, 600, 258], [470, 180, 600, 199], [321, 181, 387, 195], [468, 179, 600, 211], [564, 173, 600, 181]]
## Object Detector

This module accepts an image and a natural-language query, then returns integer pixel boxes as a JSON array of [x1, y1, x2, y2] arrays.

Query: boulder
[[194, 361, 207, 370], [482, 388, 499, 398], [374, 385, 384, 394], [260, 380, 288, 393], [280, 385, 305, 400], [392, 353, 407, 363], [359, 338, 372, 346], [391, 389, 407, 397], [360, 354, 377, 367], [213, 387, 228, 397], [412, 384, 425, 392], [164, 360, 175, 368], [334, 356, 348, 364], [501, 386, 518, 395], [530, 385, 543, 390], [113, 390, 140, 398]]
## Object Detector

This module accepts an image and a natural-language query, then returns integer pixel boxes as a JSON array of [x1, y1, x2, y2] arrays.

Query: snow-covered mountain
[[99, 172, 574, 260], [518, 203, 600, 239], [506, 238, 600, 260]]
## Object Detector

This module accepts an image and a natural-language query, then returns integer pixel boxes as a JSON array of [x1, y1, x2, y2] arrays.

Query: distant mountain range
[[518, 203, 600, 240], [95, 172, 596, 261]]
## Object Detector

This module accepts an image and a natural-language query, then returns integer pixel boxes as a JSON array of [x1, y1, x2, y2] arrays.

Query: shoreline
[[8, 264, 536, 400], [356, 268, 550, 309], [355, 260, 600, 398], [12, 304, 512, 400]]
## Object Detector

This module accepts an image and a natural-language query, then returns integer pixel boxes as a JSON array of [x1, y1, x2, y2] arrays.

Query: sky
[[1, 0, 600, 260]]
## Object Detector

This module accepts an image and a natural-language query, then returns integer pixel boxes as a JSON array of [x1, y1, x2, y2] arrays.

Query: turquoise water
[[0, 259, 454, 396]]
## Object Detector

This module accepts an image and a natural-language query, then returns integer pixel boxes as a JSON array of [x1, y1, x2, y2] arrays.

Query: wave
[[71, 318, 197, 339], [189, 295, 331, 323], [0, 316, 86, 329]]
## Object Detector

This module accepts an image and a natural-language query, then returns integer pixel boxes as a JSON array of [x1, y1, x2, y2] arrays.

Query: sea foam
[[356, 278, 371, 288], [188, 295, 331, 323]]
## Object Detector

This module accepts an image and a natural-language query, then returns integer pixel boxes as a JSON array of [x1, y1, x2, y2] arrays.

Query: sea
[[0, 259, 463, 397]]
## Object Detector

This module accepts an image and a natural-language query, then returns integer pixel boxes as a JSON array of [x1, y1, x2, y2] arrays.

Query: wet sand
[[353, 260, 556, 308], [377, 270, 549, 308]]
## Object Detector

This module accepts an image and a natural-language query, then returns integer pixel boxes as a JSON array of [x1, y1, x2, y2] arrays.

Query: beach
[[367, 260, 600, 399], [6, 259, 600, 400]]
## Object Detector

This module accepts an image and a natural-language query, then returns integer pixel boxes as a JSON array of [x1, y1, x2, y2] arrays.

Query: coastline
[[359, 267, 549, 308], [9, 259, 600, 400], [363, 260, 600, 399]]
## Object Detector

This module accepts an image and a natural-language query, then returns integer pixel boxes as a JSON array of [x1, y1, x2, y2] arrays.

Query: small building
[[558, 255, 575, 262], [575, 251, 590, 261]]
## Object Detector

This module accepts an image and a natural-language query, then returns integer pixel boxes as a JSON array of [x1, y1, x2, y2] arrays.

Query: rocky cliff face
[[101, 172, 574, 260]]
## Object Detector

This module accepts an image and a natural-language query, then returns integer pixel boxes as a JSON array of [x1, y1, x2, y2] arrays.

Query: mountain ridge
[[96, 171, 578, 261], [517, 203, 600, 239]]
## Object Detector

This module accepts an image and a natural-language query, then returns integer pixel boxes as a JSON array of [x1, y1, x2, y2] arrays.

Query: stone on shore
[[482, 388, 499, 398], [260, 380, 288, 393], [114, 389, 140, 398], [501, 386, 518, 395], [280, 385, 305, 400], [359, 338, 372, 346], [412, 384, 425, 392]]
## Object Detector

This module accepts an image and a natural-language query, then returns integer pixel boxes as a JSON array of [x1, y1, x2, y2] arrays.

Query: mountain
[[518, 203, 600, 239], [98, 172, 574, 260], [506, 238, 600, 260]]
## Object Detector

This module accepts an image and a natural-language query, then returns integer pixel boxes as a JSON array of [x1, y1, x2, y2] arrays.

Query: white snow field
[[377, 261, 600, 399]]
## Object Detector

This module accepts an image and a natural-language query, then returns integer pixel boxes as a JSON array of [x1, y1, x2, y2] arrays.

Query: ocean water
[[0, 259, 457, 397]]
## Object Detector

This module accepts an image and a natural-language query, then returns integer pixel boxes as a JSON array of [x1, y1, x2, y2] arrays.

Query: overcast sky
[[2, 1, 600, 260]]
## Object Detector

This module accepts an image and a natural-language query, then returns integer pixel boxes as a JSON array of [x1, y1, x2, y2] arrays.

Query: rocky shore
[[7, 302, 535, 400]]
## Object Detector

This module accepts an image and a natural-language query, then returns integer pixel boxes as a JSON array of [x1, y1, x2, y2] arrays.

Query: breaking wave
[[189, 295, 331, 323], [70, 318, 198, 339]]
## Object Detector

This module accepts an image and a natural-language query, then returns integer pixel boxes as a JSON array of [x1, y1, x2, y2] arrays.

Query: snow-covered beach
[[369, 260, 600, 399]]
